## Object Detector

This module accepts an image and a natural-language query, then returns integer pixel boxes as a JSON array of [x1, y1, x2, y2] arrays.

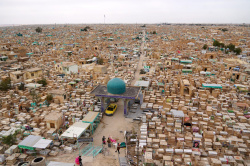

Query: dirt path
[[131, 29, 146, 86]]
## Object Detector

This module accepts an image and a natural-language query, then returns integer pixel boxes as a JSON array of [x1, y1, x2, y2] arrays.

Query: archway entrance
[[90, 85, 141, 116]]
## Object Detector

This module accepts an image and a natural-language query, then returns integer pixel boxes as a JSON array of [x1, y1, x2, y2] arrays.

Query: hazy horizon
[[1, 0, 250, 24], [0, 22, 249, 27]]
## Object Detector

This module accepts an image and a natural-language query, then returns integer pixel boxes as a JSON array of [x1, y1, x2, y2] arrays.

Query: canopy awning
[[61, 122, 90, 139], [200, 71, 211, 75], [171, 58, 179, 61], [180, 60, 192, 64], [82, 112, 100, 123], [134, 81, 149, 87], [68, 82, 76, 85], [202, 83, 222, 89], [24, 83, 43, 89], [33, 139, 52, 149], [182, 69, 192, 73], [18, 135, 42, 150]]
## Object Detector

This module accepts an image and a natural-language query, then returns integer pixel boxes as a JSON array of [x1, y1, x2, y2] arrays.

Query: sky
[[0, 0, 249, 24]]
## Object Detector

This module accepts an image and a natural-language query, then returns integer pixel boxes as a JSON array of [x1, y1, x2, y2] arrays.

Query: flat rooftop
[[25, 67, 42, 72], [90, 84, 140, 99]]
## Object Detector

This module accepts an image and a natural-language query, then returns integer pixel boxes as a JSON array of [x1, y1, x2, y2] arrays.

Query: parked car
[[105, 104, 117, 116]]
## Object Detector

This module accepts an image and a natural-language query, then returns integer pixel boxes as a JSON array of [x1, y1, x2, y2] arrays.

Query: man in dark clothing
[[78, 156, 82, 166], [115, 143, 120, 154], [107, 137, 111, 148], [102, 136, 106, 145]]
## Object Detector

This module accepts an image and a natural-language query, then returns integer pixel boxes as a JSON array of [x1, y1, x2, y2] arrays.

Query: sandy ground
[[48, 30, 146, 166], [49, 99, 135, 166]]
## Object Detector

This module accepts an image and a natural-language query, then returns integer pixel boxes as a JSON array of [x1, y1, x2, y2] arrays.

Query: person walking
[[102, 136, 106, 145], [107, 137, 111, 148], [115, 143, 120, 154], [78, 156, 82, 166]]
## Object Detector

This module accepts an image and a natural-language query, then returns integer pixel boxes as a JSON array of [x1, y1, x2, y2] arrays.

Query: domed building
[[107, 78, 126, 94], [90, 77, 141, 116]]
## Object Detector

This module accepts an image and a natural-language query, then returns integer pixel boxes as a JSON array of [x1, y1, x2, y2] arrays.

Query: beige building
[[93, 65, 107, 74], [180, 79, 194, 97], [9, 71, 25, 83], [205, 52, 217, 59], [44, 112, 64, 130], [48, 90, 67, 104], [24, 68, 43, 80]]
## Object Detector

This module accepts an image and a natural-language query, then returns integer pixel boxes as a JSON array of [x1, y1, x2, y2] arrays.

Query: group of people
[[102, 136, 120, 154], [75, 136, 121, 165]]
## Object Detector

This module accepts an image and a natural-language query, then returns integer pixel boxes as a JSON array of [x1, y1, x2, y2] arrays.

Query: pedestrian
[[107, 137, 111, 148], [19, 105, 22, 111], [115, 143, 120, 154], [66, 123, 69, 129], [102, 136, 106, 145], [78, 156, 82, 166]]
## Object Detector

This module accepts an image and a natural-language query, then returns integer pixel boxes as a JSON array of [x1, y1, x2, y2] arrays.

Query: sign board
[[144, 66, 150, 69], [78, 137, 93, 142]]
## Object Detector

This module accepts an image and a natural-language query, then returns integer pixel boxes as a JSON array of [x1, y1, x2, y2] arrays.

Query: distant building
[[10, 71, 25, 83], [55, 62, 78, 74], [24, 68, 43, 80]]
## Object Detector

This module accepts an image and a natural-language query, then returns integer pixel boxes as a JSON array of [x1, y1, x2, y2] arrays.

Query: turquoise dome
[[107, 78, 126, 94]]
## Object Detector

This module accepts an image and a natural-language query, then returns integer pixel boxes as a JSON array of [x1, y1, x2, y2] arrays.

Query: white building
[[55, 62, 78, 74]]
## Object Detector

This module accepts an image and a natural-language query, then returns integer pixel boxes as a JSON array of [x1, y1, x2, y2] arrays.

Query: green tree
[[37, 78, 47, 87], [81, 26, 90, 31], [234, 48, 242, 55], [140, 69, 146, 74], [226, 43, 235, 52], [18, 83, 25, 90], [202, 44, 208, 50], [0, 78, 11, 91], [213, 40, 220, 47], [1, 133, 17, 146], [219, 43, 225, 48], [221, 28, 228, 32], [35, 27, 42, 33], [226, 43, 235, 51], [46, 94, 53, 104]]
